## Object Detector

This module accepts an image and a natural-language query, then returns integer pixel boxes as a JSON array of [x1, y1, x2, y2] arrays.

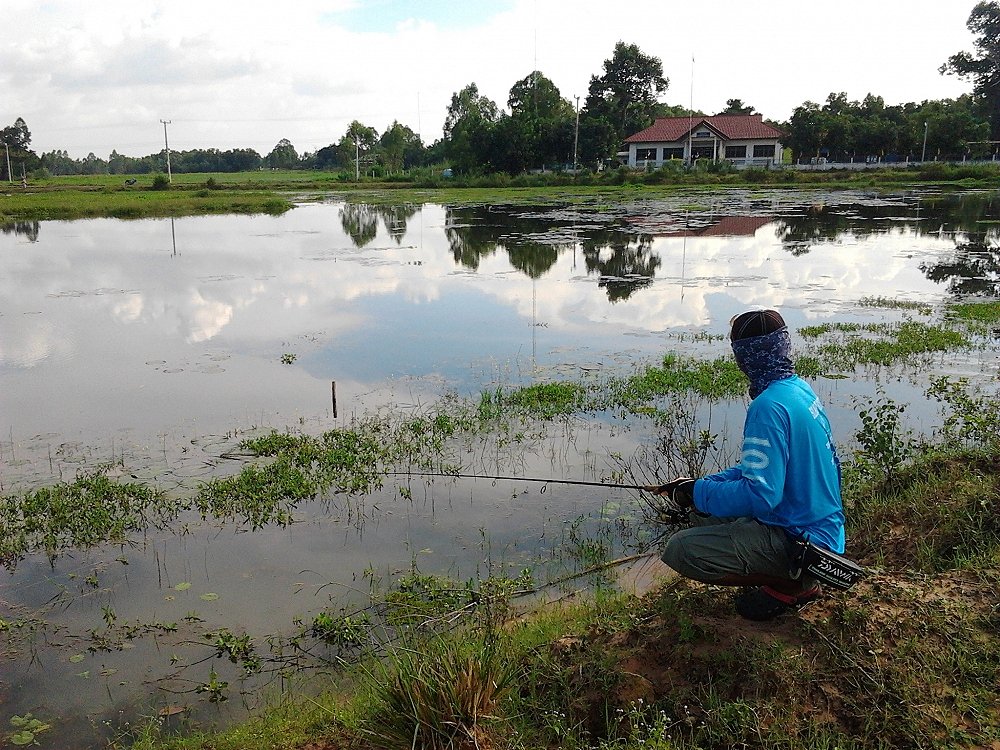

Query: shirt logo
[[742, 436, 771, 470]]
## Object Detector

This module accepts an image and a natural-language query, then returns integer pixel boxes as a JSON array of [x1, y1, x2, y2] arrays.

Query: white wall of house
[[628, 139, 783, 168]]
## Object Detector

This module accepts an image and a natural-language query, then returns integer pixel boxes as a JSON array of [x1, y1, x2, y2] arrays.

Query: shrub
[[150, 173, 170, 190], [363, 634, 519, 750]]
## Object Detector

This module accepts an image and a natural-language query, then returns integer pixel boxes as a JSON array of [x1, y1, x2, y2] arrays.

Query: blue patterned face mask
[[731, 327, 795, 399]]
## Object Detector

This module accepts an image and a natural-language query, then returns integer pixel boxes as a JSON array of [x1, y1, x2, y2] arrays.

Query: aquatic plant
[[0, 468, 176, 563], [604, 354, 747, 408], [808, 320, 971, 368]]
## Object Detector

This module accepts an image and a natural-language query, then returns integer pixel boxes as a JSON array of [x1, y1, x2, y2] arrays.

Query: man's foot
[[734, 585, 822, 621]]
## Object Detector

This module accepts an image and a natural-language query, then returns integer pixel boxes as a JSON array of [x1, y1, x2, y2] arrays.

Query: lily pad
[[199, 592, 219, 601]]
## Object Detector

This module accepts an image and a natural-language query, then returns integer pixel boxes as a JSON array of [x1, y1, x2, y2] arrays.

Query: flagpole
[[687, 55, 695, 166]]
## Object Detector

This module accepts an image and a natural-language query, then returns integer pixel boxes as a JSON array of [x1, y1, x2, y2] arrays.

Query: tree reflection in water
[[339, 203, 418, 247], [444, 205, 660, 300], [768, 192, 1000, 296], [1, 220, 40, 242], [921, 234, 1000, 297]]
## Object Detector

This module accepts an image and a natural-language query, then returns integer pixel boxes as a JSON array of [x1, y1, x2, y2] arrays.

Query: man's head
[[729, 309, 786, 341], [728, 308, 794, 398]]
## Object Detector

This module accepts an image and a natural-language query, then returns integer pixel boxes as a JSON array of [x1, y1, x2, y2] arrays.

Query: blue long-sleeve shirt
[[693, 375, 845, 553]]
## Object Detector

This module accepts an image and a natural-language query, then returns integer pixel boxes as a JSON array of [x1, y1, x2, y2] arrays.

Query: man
[[659, 309, 845, 621]]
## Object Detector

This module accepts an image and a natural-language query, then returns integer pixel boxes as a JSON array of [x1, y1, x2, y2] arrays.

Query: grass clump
[[946, 299, 1000, 330], [848, 448, 1000, 572], [0, 468, 176, 563], [808, 320, 971, 368], [362, 634, 519, 750], [859, 295, 934, 315], [478, 381, 587, 420], [194, 457, 317, 528], [606, 354, 747, 407]]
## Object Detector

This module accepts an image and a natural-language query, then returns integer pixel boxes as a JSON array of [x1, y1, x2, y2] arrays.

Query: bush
[[150, 173, 170, 190]]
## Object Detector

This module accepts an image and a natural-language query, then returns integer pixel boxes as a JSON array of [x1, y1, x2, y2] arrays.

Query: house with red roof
[[623, 114, 784, 168]]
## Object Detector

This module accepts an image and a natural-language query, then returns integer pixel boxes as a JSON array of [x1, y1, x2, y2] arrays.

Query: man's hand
[[653, 477, 696, 508]]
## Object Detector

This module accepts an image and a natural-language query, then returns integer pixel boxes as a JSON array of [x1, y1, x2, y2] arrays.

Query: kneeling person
[[660, 309, 845, 621]]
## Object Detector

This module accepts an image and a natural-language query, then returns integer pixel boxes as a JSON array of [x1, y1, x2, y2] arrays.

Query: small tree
[[264, 138, 299, 169], [940, 1, 1000, 137]]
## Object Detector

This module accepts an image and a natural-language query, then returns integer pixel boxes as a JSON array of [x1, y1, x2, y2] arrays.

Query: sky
[[3, 0, 982, 160]]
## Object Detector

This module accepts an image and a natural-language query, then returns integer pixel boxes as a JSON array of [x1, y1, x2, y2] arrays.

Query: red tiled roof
[[626, 215, 773, 237], [624, 114, 784, 143]]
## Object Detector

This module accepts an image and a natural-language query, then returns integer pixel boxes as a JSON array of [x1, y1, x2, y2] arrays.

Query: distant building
[[624, 114, 784, 168]]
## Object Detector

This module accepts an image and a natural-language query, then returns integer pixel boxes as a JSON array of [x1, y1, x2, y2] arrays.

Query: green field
[[5, 162, 1000, 221]]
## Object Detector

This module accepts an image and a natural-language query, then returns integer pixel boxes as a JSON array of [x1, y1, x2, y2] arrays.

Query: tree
[[912, 96, 990, 159], [506, 71, 575, 169], [443, 83, 501, 173], [313, 144, 339, 170], [785, 101, 825, 160], [2, 117, 39, 178], [444, 83, 500, 139], [718, 99, 757, 115], [582, 42, 668, 162], [941, 1, 1000, 136], [265, 138, 299, 169], [336, 122, 379, 176], [1, 117, 32, 152], [378, 121, 423, 172]]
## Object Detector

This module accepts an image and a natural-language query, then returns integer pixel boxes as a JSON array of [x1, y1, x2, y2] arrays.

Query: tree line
[[4, 3, 1000, 179]]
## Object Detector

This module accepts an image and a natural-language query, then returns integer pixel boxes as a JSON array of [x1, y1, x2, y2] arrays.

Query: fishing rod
[[384, 470, 663, 493]]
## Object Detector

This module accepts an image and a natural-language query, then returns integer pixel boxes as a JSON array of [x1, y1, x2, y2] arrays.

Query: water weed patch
[[0, 469, 177, 563]]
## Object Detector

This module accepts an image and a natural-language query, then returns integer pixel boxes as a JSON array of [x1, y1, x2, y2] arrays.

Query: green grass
[[0, 185, 292, 220], [606, 354, 748, 405], [947, 299, 1000, 325], [0, 469, 179, 563], [11, 162, 1000, 219], [800, 320, 973, 369], [859, 295, 934, 315]]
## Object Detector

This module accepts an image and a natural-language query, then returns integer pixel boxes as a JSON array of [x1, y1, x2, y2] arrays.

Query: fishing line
[[384, 471, 659, 492]]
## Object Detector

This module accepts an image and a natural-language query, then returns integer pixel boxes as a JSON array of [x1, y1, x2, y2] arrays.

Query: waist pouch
[[788, 539, 865, 591]]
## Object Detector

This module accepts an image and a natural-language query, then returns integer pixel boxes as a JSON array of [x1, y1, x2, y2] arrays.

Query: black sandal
[[735, 585, 821, 621]]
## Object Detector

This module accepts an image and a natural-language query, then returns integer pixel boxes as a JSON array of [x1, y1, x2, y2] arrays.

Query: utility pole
[[573, 95, 580, 173], [355, 135, 360, 181], [160, 119, 172, 182], [921, 121, 929, 163], [4, 143, 11, 183]]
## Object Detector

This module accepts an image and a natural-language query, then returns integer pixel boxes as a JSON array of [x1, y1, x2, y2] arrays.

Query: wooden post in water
[[331, 381, 338, 419]]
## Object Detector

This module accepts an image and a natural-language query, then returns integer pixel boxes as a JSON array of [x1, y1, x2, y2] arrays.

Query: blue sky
[[2, 0, 979, 158], [326, 0, 517, 32]]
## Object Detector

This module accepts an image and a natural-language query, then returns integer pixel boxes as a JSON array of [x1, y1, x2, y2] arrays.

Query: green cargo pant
[[660, 513, 801, 583]]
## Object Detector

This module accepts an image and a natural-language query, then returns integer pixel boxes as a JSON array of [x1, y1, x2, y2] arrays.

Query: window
[[635, 147, 656, 161], [663, 147, 685, 160], [753, 144, 775, 158], [725, 145, 747, 158]]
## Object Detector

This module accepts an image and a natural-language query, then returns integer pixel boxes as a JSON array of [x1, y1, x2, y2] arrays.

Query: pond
[[1, 188, 999, 747]]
